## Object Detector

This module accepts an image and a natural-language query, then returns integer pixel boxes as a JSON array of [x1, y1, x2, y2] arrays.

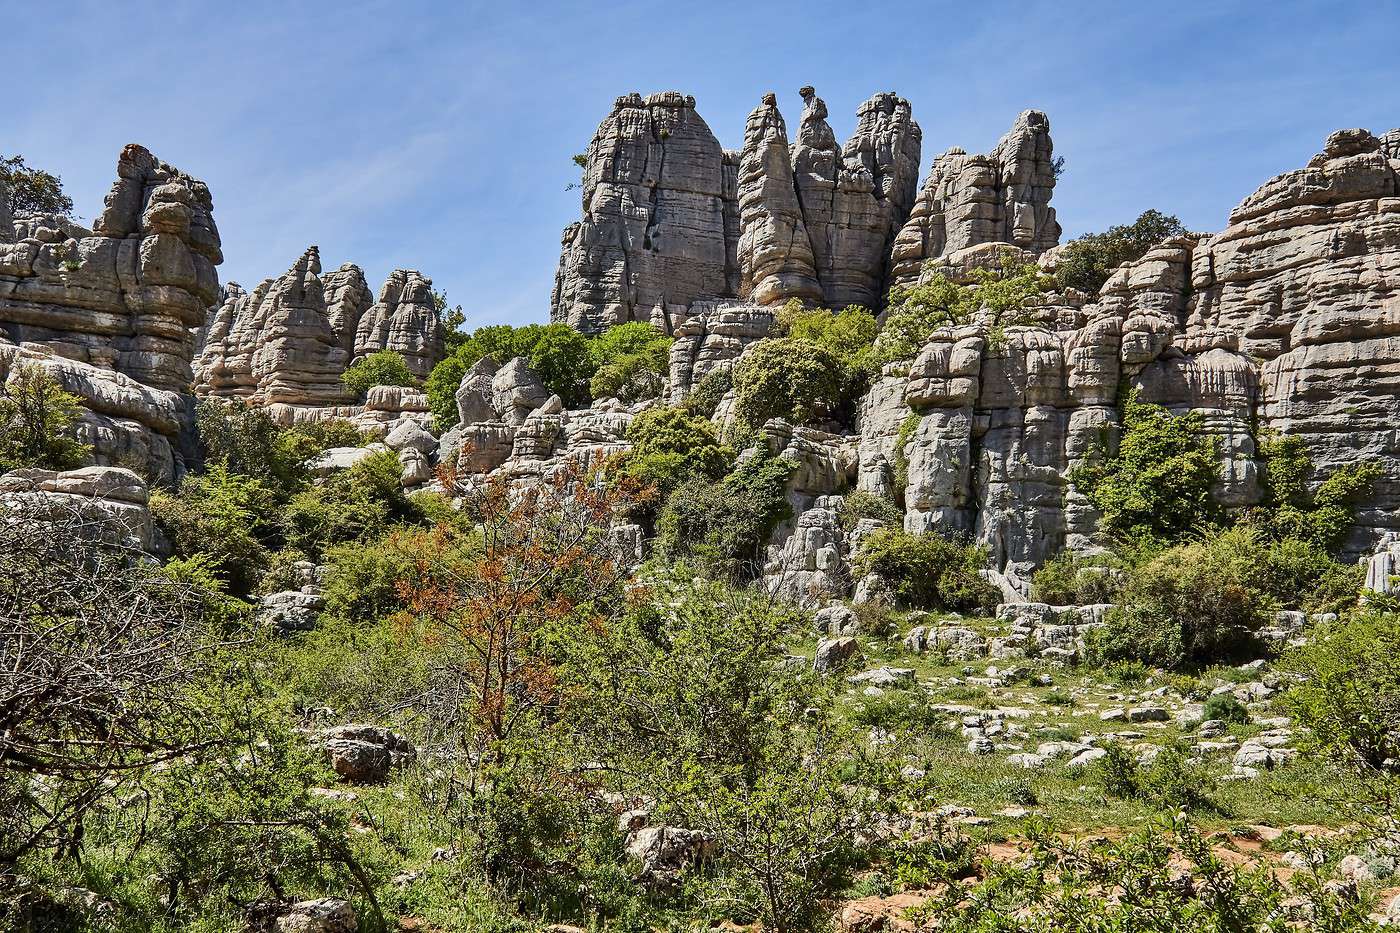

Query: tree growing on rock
[[1, 154, 74, 216], [0, 365, 90, 473]]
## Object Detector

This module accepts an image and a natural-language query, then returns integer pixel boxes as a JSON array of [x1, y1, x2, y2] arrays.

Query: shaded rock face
[[352, 268, 444, 378], [0, 144, 222, 393], [551, 88, 923, 329], [0, 465, 154, 551], [889, 110, 1060, 287]]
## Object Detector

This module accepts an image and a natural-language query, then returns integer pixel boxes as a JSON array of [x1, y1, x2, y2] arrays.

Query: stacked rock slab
[[889, 110, 1060, 288], [551, 88, 925, 330], [322, 263, 373, 357], [0, 144, 223, 480], [551, 92, 738, 333], [194, 247, 351, 407], [352, 269, 445, 378]]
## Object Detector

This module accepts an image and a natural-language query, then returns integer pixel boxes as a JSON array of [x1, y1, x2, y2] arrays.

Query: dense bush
[[776, 300, 879, 398], [525, 323, 595, 408], [1071, 392, 1220, 547], [655, 453, 796, 578], [0, 364, 89, 472], [1086, 527, 1274, 670], [1030, 550, 1122, 605], [837, 489, 903, 532], [152, 464, 279, 596], [1202, 692, 1251, 725], [197, 399, 366, 495], [731, 337, 845, 429], [853, 528, 998, 613], [587, 321, 672, 403], [1253, 434, 1381, 554], [875, 259, 1054, 363], [1053, 209, 1188, 294], [1283, 611, 1400, 791], [616, 405, 730, 508], [1093, 743, 1220, 813], [282, 450, 419, 559], [682, 365, 733, 418], [341, 349, 418, 398]]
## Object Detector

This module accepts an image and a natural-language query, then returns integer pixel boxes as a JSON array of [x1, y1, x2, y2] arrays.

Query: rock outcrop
[[0, 145, 223, 481], [352, 268, 444, 378], [889, 110, 1060, 287], [552, 88, 925, 328]]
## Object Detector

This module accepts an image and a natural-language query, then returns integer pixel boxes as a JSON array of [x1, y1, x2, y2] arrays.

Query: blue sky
[[12, 1, 1400, 329]]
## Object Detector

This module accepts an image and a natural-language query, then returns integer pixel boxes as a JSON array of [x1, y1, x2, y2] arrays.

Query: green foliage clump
[[587, 321, 673, 403], [682, 365, 733, 418], [1253, 434, 1381, 554], [282, 449, 419, 560], [0, 365, 89, 472], [876, 258, 1054, 364], [1202, 692, 1251, 725], [853, 528, 998, 613], [2, 153, 74, 215], [731, 337, 845, 429], [1072, 392, 1220, 547], [655, 454, 795, 578], [1086, 527, 1274, 671], [617, 405, 730, 507], [341, 350, 418, 399], [1030, 550, 1122, 605], [197, 399, 365, 495], [1053, 209, 1188, 295], [776, 300, 879, 400], [837, 490, 903, 532], [1283, 611, 1400, 792], [1093, 743, 1220, 813], [152, 464, 278, 596]]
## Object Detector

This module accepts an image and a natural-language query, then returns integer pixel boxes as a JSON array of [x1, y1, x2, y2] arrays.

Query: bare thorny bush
[[0, 497, 239, 867]]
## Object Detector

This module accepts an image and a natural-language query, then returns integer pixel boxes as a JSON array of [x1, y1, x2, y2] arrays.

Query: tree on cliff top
[[1054, 209, 1188, 295], [1, 155, 74, 217]]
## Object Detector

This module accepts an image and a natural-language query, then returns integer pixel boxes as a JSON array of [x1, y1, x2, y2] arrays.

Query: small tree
[[1053, 209, 1188, 294], [731, 337, 845, 428], [341, 350, 418, 398], [1, 154, 74, 216], [0, 365, 89, 472]]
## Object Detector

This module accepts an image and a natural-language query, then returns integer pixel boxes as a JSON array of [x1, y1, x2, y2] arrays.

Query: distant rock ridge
[[551, 87, 1051, 331]]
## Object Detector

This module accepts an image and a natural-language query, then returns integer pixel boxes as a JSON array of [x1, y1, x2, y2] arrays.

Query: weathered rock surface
[[352, 268, 444, 378], [0, 465, 154, 551], [890, 110, 1060, 287]]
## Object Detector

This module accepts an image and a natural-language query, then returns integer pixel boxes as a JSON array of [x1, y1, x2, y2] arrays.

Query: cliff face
[[554, 88, 1014, 332], [0, 145, 223, 481]]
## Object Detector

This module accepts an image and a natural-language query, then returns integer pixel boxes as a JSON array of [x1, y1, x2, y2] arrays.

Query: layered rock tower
[[551, 88, 1055, 332]]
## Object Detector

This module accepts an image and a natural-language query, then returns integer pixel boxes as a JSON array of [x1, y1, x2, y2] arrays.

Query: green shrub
[[1071, 392, 1220, 547], [875, 258, 1054, 364], [341, 350, 418, 398], [526, 323, 596, 408], [1053, 209, 1188, 294], [1202, 692, 1251, 725], [1254, 434, 1380, 555], [837, 490, 902, 532], [1282, 611, 1400, 787], [282, 450, 418, 559], [617, 406, 730, 506], [731, 337, 845, 429], [1030, 550, 1121, 605], [151, 463, 278, 596], [683, 365, 733, 418], [776, 300, 879, 399], [1093, 743, 1219, 813], [892, 412, 920, 494], [321, 525, 476, 623], [589, 323, 671, 403], [0, 365, 89, 472], [655, 454, 795, 578], [1086, 527, 1274, 671], [853, 528, 998, 613]]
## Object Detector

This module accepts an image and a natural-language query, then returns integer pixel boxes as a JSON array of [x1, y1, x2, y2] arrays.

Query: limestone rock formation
[[736, 93, 822, 304], [551, 92, 738, 332], [194, 247, 351, 407], [0, 144, 222, 392], [0, 465, 155, 551], [322, 262, 373, 356], [352, 269, 444, 378], [890, 111, 1060, 287]]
